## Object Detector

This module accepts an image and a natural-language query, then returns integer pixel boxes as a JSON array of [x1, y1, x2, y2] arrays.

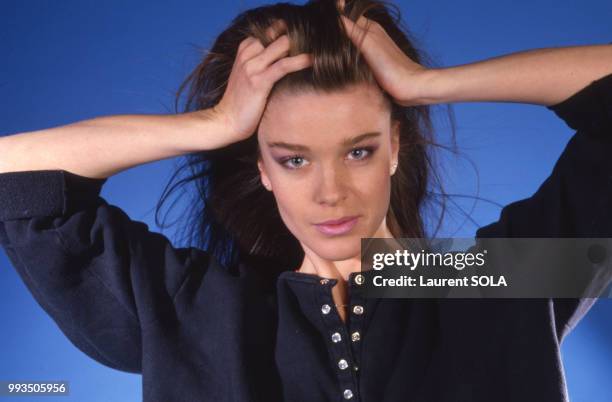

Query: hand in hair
[[213, 19, 314, 142], [340, 14, 430, 107]]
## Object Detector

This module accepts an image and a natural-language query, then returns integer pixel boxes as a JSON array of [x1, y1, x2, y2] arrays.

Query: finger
[[249, 34, 291, 72], [354, 15, 371, 30], [239, 19, 287, 62], [237, 36, 257, 56], [238, 36, 265, 61], [264, 18, 288, 42], [340, 15, 367, 47], [341, 14, 373, 33], [261, 53, 314, 84]]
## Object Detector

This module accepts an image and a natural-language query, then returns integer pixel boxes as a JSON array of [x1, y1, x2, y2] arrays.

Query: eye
[[278, 146, 377, 170], [347, 146, 376, 161], [280, 155, 309, 170]]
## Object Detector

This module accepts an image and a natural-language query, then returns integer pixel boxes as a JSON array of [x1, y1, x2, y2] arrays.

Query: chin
[[311, 236, 362, 261]]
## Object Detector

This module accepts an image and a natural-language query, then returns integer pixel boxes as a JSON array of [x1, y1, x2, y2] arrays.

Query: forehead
[[258, 83, 390, 145]]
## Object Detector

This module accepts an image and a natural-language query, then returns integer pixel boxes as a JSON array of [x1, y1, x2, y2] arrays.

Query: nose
[[314, 164, 348, 206]]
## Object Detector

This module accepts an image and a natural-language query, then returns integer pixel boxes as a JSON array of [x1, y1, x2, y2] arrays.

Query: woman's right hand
[[212, 20, 314, 142]]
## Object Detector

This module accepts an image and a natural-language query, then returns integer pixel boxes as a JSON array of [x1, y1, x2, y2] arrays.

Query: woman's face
[[257, 82, 400, 262]]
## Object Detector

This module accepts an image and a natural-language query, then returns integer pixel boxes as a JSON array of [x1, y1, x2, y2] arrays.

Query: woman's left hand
[[340, 14, 432, 106]]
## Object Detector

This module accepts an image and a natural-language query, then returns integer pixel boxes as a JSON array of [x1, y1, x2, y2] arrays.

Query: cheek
[[361, 166, 393, 222], [364, 164, 391, 194], [268, 179, 308, 232], [355, 157, 392, 195]]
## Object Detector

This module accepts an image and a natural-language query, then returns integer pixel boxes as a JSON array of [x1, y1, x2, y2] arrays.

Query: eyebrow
[[267, 132, 381, 151]]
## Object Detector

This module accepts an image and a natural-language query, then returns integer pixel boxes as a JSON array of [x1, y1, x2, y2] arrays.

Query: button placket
[[317, 278, 360, 401], [347, 273, 368, 378]]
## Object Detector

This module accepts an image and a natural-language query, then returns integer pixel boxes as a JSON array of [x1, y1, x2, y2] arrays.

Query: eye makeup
[[276, 144, 379, 170]]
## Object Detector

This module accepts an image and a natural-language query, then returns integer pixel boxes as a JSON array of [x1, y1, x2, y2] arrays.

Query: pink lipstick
[[314, 216, 359, 236]]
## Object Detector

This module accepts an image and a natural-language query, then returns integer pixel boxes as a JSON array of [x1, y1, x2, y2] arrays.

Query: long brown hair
[[155, 0, 458, 272]]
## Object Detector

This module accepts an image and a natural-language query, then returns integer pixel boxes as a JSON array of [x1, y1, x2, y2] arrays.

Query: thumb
[[340, 15, 366, 45]]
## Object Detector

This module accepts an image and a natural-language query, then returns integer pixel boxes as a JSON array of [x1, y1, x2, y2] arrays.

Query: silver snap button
[[351, 331, 361, 342], [352, 305, 364, 315], [320, 278, 329, 285], [331, 332, 342, 343], [354, 274, 364, 285], [343, 389, 354, 399], [338, 359, 349, 370], [321, 304, 331, 315]]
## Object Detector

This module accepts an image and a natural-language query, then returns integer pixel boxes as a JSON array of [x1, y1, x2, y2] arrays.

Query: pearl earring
[[390, 162, 398, 175]]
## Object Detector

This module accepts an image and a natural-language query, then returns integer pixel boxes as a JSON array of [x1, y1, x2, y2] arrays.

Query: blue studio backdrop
[[1, 1, 611, 401]]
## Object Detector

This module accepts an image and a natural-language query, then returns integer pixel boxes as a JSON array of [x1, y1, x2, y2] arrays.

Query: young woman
[[0, 0, 610, 401]]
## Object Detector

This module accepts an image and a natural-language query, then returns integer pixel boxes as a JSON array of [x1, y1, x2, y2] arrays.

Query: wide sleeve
[[0, 169, 213, 373], [474, 72, 612, 340]]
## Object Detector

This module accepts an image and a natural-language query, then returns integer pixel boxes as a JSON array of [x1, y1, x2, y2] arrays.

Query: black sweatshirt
[[1, 72, 611, 402]]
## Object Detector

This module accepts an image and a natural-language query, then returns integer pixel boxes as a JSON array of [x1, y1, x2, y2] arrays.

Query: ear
[[257, 157, 272, 191], [391, 119, 400, 166]]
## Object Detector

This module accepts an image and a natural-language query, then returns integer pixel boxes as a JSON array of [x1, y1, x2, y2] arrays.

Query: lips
[[313, 215, 360, 236], [315, 216, 360, 226]]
